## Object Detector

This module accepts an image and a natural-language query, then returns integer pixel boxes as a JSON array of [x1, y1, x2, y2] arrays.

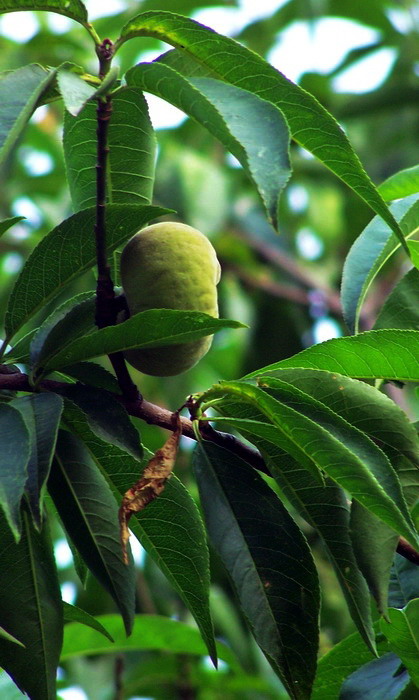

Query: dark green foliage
[[0, 1, 418, 698]]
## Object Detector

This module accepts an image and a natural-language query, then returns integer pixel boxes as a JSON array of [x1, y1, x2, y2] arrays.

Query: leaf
[[0, 403, 30, 539], [203, 380, 419, 551], [4, 204, 168, 341], [388, 554, 419, 609], [119, 415, 181, 566], [0, 0, 88, 24], [58, 384, 142, 460], [350, 500, 398, 616], [126, 63, 291, 229], [0, 628, 24, 647], [63, 88, 156, 212], [48, 430, 136, 635], [374, 268, 419, 331], [0, 64, 57, 165], [61, 614, 239, 668], [0, 216, 25, 237], [63, 602, 114, 643], [42, 309, 246, 372], [380, 599, 419, 686], [341, 195, 419, 333], [11, 393, 63, 528], [0, 508, 63, 700], [312, 622, 388, 700], [340, 653, 410, 700], [115, 11, 404, 243], [30, 292, 96, 373], [62, 401, 216, 664], [407, 241, 419, 271], [57, 70, 97, 116], [63, 361, 121, 393], [253, 368, 419, 476], [194, 442, 320, 700], [243, 330, 419, 383], [378, 165, 419, 201]]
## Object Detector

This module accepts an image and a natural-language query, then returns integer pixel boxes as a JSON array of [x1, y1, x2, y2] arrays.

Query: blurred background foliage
[[0, 0, 418, 698]]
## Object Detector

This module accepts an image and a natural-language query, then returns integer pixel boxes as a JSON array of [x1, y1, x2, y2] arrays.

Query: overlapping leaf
[[374, 268, 419, 331], [202, 380, 418, 549], [4, 204, 168, 341], [312, 621, 389, 700], [0, 403, 30, 539], [380, 599, 419, 686], [63, 602, 114, 643], [0, 508, 63, 700], [243, 330, 419, 383], [30, 292, 96, 374], [11, 393, 63, 528], [340, 653, 410, 700], [126, 62, 290, 229], [341, 195, 419, 333], [57, 383, 142, 459], [378, 165, 419, 201], [0, 64, 57, 165], [62, 401, 216, 662], [194, 442, 320, 700], [211, 396, 375, 651], [61, 614, 236, 668], [115, 11, 403, 242], [41, 309, 245, 372], [63, 88, 156, 211], [0, 0, 88, 24], [0, 217, 25, 237], [48, 430, 136, 634]]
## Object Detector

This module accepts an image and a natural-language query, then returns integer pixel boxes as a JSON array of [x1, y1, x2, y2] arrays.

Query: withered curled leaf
[[119, 413, 182, 564]]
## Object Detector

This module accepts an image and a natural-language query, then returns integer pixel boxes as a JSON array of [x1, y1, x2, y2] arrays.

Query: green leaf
[[0, 628, 24, 647], [58, 384, 142, 459], [312, 622, 388, 700], [202, 381, 419, 551], [374, 268, 419, 331], [62, 401, 216, 664], [341, 195, 419, 334], [42, 309, 245, 372], [62, 361, 121, 393], [0, 216, 25, 237], [4, 204, 168, 341], [0, 64, 57, 165], [48, 430, 136, 635], [63, 602, 114, 643], [388, 554, 419, 609], [350, 500, 398, 616], [11, 393, 63, 528], [0, 0, 88, 23], [194, 442, 320, 700], [407, 240, 419, 271], [126, 63, 291, 229], [116, 11, 404, 243], [61, 614, 238, 669], [0, 403, 30, 539], [378, 165, 419, 201], [63, 88, 156, 212], [30, 292, 96, 373], [340, 653, 410, 700], [0, 508, 63, 700], [381, 599, 419, 686], [57, 70, 97, 116], [243, 330, 419, 383]]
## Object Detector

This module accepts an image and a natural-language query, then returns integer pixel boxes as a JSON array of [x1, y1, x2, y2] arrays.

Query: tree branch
[[2, 368, 417, 566]]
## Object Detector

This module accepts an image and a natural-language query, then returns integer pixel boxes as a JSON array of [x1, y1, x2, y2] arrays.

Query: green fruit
[[120, 221, 221, 376]]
